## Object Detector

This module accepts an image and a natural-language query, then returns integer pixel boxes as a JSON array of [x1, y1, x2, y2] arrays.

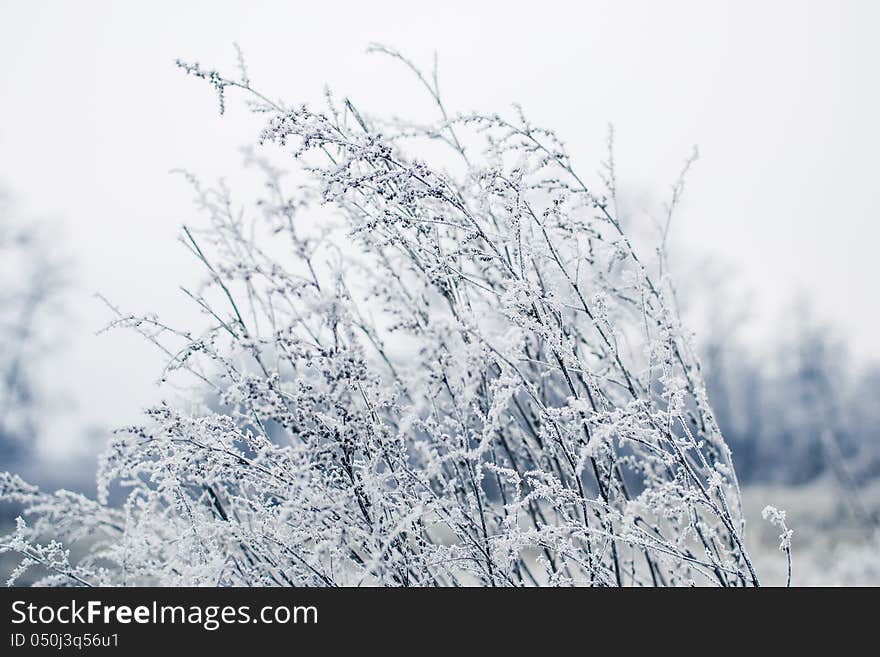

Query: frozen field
[[742, 481, 880, 586]]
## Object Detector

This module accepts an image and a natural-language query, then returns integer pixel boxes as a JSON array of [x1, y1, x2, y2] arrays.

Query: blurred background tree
[[0, 187, 67, 470]]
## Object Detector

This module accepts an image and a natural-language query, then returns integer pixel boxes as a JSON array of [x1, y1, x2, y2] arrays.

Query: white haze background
[[1, 0, 878, 473]]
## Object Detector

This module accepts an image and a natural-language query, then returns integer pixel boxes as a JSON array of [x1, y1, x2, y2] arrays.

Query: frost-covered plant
[[762, 505, 793, 587], [2, 46, 764, 586]]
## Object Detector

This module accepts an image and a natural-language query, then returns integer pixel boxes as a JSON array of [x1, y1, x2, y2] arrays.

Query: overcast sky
[[1, 1, 877, 465]]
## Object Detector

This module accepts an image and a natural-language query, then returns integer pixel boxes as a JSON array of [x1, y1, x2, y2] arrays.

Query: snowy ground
[[742, 480, 880, 586]]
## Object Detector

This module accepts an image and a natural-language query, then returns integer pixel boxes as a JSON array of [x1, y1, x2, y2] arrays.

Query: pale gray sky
[[1, 0, 877, 462]]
